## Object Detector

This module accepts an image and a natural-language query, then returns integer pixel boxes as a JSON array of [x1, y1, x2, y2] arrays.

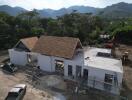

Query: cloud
[[0, 0, 132, 10], [0, 0, 65, 10]]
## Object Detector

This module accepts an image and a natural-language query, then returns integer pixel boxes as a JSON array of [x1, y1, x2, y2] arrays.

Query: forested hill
[[98, 2, 132, 18], [0, 5, 26, 16], [1, 2, 132, 18], [37, 6, 99, 18], [0, 5, 99, 17]]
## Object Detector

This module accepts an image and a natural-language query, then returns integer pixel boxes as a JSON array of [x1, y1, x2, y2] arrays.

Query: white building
[[9, 36, 123, 95]]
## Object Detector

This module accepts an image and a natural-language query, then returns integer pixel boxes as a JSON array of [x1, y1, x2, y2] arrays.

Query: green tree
[[113, 26, 132, 45]]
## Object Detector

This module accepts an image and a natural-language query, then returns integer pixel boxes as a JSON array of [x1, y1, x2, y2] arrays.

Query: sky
[[0, 0, 132, 10]]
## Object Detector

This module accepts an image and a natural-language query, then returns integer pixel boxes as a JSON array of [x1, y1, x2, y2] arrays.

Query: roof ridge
[[40, 35, 79, 39], [20, 36, 38, 41]]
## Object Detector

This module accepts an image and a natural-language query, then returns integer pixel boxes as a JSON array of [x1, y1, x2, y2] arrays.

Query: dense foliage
[[113, 26, 132, 45], [0, 11, 132, 50]]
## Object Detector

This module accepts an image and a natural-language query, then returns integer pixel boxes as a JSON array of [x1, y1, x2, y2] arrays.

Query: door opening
[[83, 69, 88, 80], [76, 65, 82, 78], [55, 60, 64, 75], [68, 65, 72, 76]]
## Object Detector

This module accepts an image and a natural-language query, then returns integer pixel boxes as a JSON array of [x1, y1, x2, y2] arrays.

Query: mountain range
[[0, 2, 132, 18]]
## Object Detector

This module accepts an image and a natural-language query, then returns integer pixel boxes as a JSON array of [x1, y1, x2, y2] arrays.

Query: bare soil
[[0, 69, 54, 100], [116, 44, 132, 100], [0, 50, 63, 100]]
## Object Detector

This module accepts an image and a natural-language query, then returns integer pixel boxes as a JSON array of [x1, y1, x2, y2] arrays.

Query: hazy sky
[[0, 0, 132, 10]]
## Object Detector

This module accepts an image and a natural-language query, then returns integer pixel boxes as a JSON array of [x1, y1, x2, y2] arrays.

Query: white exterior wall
[[63, 52, 84, 77], [84, 66, 115, 81], [117, 72, 123, 84], [37, 54, 65, 72], [37, 54, 52, 72], [64, 58, 84, 77], [83, 65, 123, 94], [37, 53, 84, 76], [8, 49, 28, 66]]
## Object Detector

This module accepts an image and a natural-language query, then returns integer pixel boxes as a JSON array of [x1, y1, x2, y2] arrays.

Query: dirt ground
[[0, 51, 66, 100], [0, 67, 68, 100], [0, 45, 132, 100], [115, 44, 132, 100], [0, 69, 56, 100]]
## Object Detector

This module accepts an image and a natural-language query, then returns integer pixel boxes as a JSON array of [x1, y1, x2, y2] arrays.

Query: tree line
[[0, 10, 132, 50]]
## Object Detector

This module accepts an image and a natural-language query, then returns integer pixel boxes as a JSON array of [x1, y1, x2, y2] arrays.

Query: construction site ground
[[115, 44, 132, 100]]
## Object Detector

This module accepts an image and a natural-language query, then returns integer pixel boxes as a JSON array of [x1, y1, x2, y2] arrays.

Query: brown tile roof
[[20, 37, 38, 51], [32, 36, 82, 59]]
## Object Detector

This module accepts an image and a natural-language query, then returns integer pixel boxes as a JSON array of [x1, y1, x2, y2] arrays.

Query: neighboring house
[[8, 36, 123, 95]]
